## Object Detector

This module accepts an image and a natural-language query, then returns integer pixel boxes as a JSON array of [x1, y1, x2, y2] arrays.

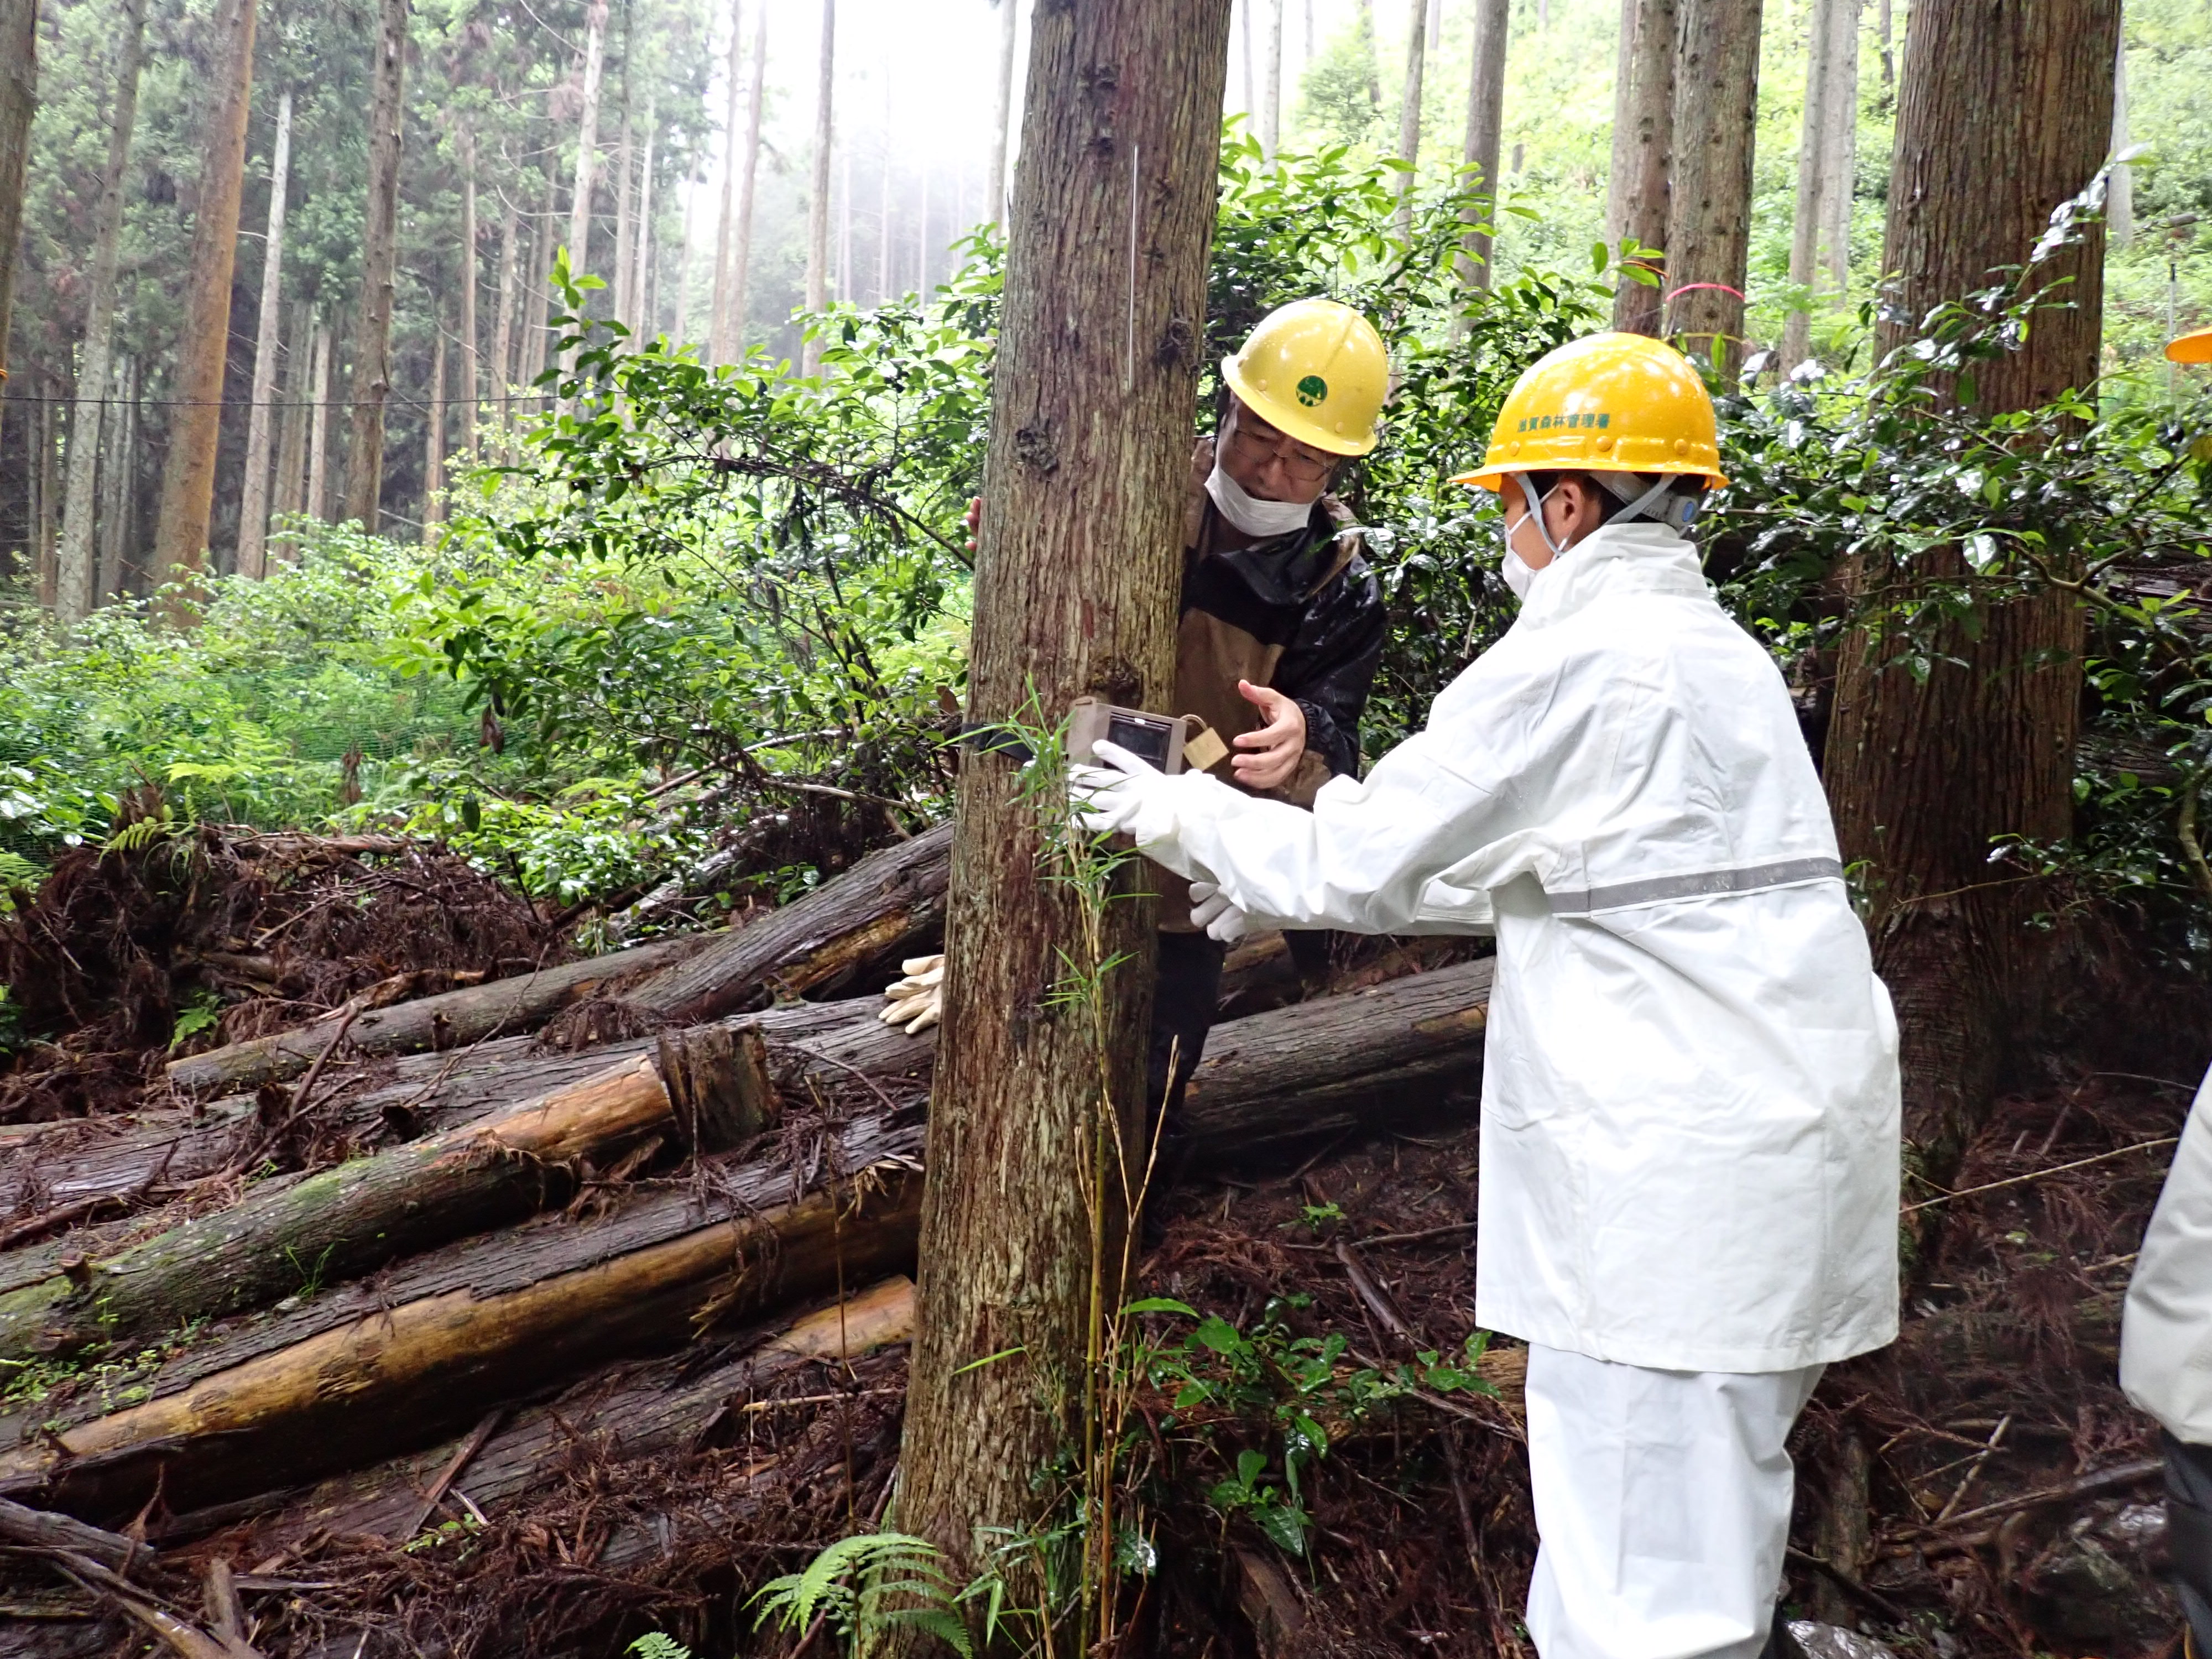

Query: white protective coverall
[[2122, 1063, 2212, 1442], [1081, 519, 1901, 1657]]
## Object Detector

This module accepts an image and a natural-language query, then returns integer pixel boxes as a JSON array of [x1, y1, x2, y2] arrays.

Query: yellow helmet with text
[[1452, 331, 1727, 493], [1220, 298, 1389, 458], [2169, 327, 2212, 364]]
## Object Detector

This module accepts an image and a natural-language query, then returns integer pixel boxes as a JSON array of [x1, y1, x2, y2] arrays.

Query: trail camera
[[1068, 698, 1188, 775]]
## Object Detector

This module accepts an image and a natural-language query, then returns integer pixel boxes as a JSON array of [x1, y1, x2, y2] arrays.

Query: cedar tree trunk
[[801, 0, 833, 374], [55, 0, 147, 622], [1663, 0, 1762, 384], [0, 0, 34, 382], [1606, 0, 1676, 332], [893, 0, 1232, 1629], [1824, 0, 2118, 1189], [728, 3, 766, 344], [149, 0, 257, 602], [1459, 0, 1509, 290], [236, 87, 291, 580], [340, 0, 406, 529], [987, 0, 1019, 227]]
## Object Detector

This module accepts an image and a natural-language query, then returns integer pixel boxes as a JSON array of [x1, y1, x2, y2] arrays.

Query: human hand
[[964, 496, 982, 553], [1069, 739, 1178, 842], [1230, 680, 1307, 791], [1188, 879, 1252, 943], [879, 953, 943, 1034]]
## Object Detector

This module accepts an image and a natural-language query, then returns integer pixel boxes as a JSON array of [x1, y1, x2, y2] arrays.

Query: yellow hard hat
[[1452, 331, 1727, 493], [2170, 327, 2212, 364], [1220, 299, 1389, 457]]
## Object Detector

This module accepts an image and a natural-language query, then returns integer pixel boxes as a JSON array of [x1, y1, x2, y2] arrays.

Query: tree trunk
[[1459, 0, 1510, 290], [95, 356, 135, 600], [1662, 0, 1762, 384], [2107, 33, 2131, 248], [670, 160, 696, 344], [269, 299, 309, 559], [1261, 0, 1283, 158], [1875, 0, 1892, 90], [235, 88, 291, 581], [1824, 0, 2117, 1193], [304, 321, 331, 520], [1392, 0, 1427, 240], [877, 79, 893, 304], [34, 378, 56, 608], [0, 0, 35, 383], [340, 0, 406, 530], [458, 126, 481, 450], [611, 103, 635, 326], [629, 115, 654, 334], [149, 0, 257, 603], [1606, 0, 1676, 332], [893, 0, 1231, 1629], [567, 0, 608, 280], [987, 0, 1019, 226], [492, 186, 518, 450], [421, 324, 445, 536], [54, 0, 147, 623], [1240, 0, 1254, 118], [1817, 0, 1858, 295], [801, 0, 834, 375], [1781, 0, 1835, 368], [524, 158, 557, 403], [729, 3, 767, 348], [708, 0, 745, 362]]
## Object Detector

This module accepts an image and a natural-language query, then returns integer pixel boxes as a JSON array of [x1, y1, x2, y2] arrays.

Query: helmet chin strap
[[1514, 474, 1568, 561], [1595, 470, 1693, 528]]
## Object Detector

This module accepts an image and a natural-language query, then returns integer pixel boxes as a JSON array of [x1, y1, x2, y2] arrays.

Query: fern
[[101, 813, 175, 854], [625, 1636, 690, 1659], [749, 1531, 973, 1657]]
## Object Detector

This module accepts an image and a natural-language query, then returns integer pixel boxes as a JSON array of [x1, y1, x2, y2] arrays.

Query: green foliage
[[1133, 1295, 1496, 1556], [749, 1531, 974, 1657], [624, 1635, 691, 1659]]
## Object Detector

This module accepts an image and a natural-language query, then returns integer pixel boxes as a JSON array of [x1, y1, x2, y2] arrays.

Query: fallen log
[[0, 1026, 776, 1364], [186, 1275, 916, 1552], [166, 823, 954, 1099], [3, 1163, 926, 1521]]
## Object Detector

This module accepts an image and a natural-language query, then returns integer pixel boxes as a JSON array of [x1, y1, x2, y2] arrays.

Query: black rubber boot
[[1759, 1606, 1808, 1659], [2163, 1432, 2212, 1656]]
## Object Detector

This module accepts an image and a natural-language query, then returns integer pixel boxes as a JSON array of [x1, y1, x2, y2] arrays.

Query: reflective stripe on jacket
[[1129, 520, 1902, 1371]]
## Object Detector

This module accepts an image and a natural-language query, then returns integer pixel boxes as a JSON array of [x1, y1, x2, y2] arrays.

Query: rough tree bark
[[1606, 0, 1677, 333], [235, 88, 291, 580], [1458, 0, 1510, 291], [54, 0, 148, 623], [986, 0, 1019, 226], [801, 0, 834, 375], [1824, 0, 2119, 1191], [340, 0, 407, 529], [0, 0, 35, 383], [1662, 0, 1762, 384], [1392, 0, 1428, 240], [893, 0, 1233, 1625], [148, 0, 257, 603]]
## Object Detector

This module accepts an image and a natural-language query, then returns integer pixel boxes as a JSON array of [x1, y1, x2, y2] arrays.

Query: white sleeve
[[1135, 660, 1547, 935]]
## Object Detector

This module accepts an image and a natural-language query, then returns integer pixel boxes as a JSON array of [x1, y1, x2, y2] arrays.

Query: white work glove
[[1188, 880, 1254, 944], [879, 953, 942, 1035], [1068, 739, 1190, 846]]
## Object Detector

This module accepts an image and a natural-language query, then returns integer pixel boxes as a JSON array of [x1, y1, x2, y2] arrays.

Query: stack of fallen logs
[[0, 823, 1496, 1657]]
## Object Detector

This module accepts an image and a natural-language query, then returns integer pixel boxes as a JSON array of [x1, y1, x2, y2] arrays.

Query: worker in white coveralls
[[2119, 321, 2212, 1657], [1070, 331, 1903, 1659]]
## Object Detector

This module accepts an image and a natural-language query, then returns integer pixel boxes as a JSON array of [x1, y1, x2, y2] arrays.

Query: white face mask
[[1206, 455, 1320, 539], [1502, 543, 1540, 599], [1500, 478, 1560, 599]]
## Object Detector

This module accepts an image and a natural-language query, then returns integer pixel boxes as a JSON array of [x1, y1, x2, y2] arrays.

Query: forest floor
[[0, 826, 2201, 1657]]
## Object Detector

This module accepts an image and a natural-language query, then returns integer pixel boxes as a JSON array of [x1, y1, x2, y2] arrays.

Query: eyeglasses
[[1227, 419, 1336, 486]]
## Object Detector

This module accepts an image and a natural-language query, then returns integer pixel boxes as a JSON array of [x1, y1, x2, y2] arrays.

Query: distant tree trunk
[[877, 79, 893, 304], [1824, 0, 2120, 1195], [629, 114, 655, 333], [2107, 34, 2131, 248], [340, 0, 406, 530], [838, 147, 853, 299], [1459, 0, 1510, 291], [1662, 0, 1762, 384], [55, 0, 148, 623], [525, 156, 558, 402], [305, 321, 332, 520], [612, 103, 636, 325], [1357, 0, 1382, 107], [801, 0, 833, 373], [670, 160, 697, 344], [1817, 0, 1858, 292], [458, 126, 481, 448], [422, 325, 445, 538], [708, 0, 745, 363], [34, 375, 56, 608], [1606, 0, 1676, 332], [1261, 0, 1283, 158], [916, 156, 931, 295], [95, 356, 135, 600], [1393, 0, 1427, 239], [0, 0, 35, 383], [561, 0, 608, 392], [986, 0, 1019, 226], [1782, 0, 1835, 367], [236, 88, 293, 581], [149, 0, 257, 603], [1875, 0, 1892, 90], [270, 298, 310, 558], [728, 6, 767, 346], [891, 0, 1231, 1642], [1239, 0, 1254, 117], [493, 186, 518, 422]]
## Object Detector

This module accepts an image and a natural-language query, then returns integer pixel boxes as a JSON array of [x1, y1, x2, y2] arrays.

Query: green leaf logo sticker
[[1296, 374, 1328, 408]]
